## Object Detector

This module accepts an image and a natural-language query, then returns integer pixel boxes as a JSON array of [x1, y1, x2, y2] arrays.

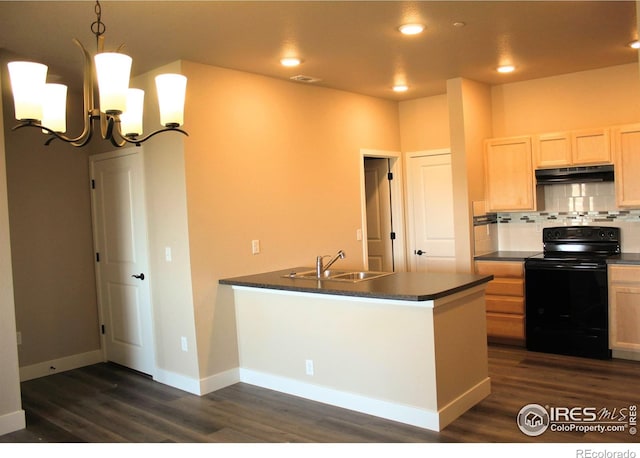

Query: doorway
[[90, 148, 156, 376], [359, 149, 406, 272]]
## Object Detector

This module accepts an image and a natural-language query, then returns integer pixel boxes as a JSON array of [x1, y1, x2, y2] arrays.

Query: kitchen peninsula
[[220, 268, 493, 431]]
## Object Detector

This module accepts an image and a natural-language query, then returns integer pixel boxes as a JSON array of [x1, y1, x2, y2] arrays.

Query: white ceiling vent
[[289, 75, 322, 84]]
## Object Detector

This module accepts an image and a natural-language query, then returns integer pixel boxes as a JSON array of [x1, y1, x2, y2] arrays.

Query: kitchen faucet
[[316, 250, 346, 278]]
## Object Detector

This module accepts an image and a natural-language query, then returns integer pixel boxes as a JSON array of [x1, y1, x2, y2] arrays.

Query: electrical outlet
[[180, 336, 188, 352], [165, 246, 172, 262], [16, 331, 21, 346], [305, 359, 314, 376], [251, 239, 260, 255]]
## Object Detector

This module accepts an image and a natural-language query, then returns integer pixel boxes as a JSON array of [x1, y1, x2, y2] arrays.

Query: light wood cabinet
[[534, 132, 572, 168], [612, 123, 640, 208], [571, 128, 611, 165], [475, 260, 525, 346], [533, 128, 611, 168], [609, 265, 640, 360], [484, 136, 536, 212]]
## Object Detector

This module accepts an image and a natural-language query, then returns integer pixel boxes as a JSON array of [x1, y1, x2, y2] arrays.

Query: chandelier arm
[[119, 127, 189, 147], [103, 115, 127, 148], [10, 120, 93, 147]]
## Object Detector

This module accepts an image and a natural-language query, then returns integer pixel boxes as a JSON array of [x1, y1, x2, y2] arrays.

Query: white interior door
[[406, 150, 456, 272], [364, 158, 393, 271], [91, 149, 155, 376]]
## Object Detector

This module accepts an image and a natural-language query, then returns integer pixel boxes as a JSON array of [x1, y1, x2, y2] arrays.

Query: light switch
[[252, 239, 260, 255], [165, 246, 172, 262]]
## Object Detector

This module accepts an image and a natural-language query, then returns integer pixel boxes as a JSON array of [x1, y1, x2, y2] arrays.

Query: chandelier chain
[[91, 1, 106, 49]]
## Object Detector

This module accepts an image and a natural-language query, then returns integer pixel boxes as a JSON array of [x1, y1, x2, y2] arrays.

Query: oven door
[[524, 260, 610, 359]]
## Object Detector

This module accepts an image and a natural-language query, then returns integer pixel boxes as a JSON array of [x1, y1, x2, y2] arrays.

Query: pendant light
[[7, 1, 188, 148]]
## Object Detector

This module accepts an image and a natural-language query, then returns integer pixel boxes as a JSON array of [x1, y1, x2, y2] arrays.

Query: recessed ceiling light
[[628, 40, 640, 49], [398, 23, 425, 35], [280, 57, 302, 67], [497, 65, 516, 74], [393, 84, 409, 92]]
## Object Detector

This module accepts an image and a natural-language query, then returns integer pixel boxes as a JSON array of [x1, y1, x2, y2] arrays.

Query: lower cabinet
[[475, 260, 525, 346], [609, 265, 640, 360]]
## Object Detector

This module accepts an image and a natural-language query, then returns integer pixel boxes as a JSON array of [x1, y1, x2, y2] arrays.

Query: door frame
[[89, 147, 157, 377], [405, 148, 454, 272], [359, 149, 407, 272]]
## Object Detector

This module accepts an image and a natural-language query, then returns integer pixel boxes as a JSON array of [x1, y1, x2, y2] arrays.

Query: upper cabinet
[[484, 136, 536, 212], [571, 128, 611, 165], [612, 123, 640, 208], [534, 132, 571, 168], [533, 128, 611, 169]]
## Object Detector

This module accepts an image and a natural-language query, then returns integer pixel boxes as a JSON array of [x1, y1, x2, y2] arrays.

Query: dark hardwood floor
[[2, 344, 639, 444]]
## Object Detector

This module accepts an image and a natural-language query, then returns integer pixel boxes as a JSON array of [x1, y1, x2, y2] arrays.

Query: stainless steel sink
[[283, 270, 393, 282]]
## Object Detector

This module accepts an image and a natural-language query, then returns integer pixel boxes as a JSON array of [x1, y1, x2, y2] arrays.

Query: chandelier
[[7, 1, 188, 148]]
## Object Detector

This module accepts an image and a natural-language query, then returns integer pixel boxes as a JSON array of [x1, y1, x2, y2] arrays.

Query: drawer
[[609, 265, 640, 284], [486, 295, 524, 314], [486, 313, 525, 340], [476, 261, 523, 278], [485, 278, 524, 297]]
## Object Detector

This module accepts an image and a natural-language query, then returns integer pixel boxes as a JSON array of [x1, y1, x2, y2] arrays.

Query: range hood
[[535, 165, 614, 185]]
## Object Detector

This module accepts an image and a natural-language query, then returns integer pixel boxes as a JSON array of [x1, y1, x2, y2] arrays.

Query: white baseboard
[[153, 367, 202, 395], [437, 377, 492, 430], [19, 349, 104, 381], [239, 368, 443, 431], [199, 367, 240, 395], [0, 409, 26, 436]]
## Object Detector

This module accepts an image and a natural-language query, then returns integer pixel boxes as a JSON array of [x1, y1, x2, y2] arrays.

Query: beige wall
[[398, 94, 450, 152], [492, 63, 640, 137], [0, 65, 24, 435], [0, 51, 101, 368], [181, 61, 400, 379], [131, 63, 200, 383]]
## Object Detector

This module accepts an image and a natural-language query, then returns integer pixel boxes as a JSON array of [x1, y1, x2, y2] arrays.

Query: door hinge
[[96, 252, 100, 262], [101, 324, 105, 335], [387, 172, 393, 181], [390, 231, 396, 240], [91, 179, 95, 189]]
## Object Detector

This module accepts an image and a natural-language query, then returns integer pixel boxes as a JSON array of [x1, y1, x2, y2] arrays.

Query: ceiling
[[0, 1, 638, 101]]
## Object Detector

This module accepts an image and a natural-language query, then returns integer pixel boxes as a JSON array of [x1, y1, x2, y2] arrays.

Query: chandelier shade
[[7, 61, 48, 121], [94, 52, 132, 115], [156, 74, 187, 127], [42, 83, 68, 133], [120, 88, 144, 137], [6, 0, 188, 148]]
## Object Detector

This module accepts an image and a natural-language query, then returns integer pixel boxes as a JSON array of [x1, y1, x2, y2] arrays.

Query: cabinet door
[[571, 128, 611, 165], [534, 132, 571, 168], [609, 266, 640, 355], [484, 136, 535, 212], [609, 283, 640, 352], [612, 124, 640, 208]]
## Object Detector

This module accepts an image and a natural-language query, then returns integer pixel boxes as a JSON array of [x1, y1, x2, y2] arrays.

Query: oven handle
[[525, 262, 606, 271]]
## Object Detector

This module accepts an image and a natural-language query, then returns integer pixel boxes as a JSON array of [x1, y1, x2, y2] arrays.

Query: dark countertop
[[219, 267, 493, 302], [475, 251, 640, 265], [474, 251, 541, 262], [607, 253, 640, 265]]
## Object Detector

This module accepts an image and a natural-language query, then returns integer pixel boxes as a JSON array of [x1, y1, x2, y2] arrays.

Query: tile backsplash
[[473, 182, 640, 254]]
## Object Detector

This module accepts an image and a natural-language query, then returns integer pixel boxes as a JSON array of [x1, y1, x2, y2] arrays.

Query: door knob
[[132, 273, 145, 280], [414, 250, 425, 256]]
